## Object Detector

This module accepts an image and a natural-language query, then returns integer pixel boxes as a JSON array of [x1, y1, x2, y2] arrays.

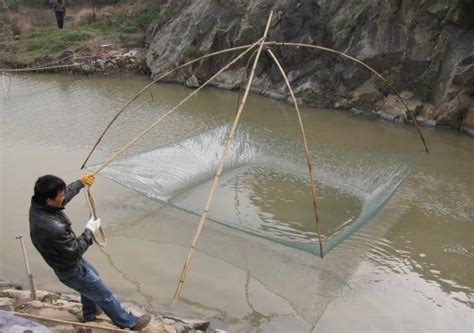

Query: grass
[[19, 28, 92, 60], [2, 2, 160, 64]]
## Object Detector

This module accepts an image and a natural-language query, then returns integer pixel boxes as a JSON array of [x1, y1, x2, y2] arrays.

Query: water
[[1, 74, 473, 332]]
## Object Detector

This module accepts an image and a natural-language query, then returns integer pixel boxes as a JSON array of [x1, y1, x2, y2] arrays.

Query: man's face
[[46, 190, 65, 208]]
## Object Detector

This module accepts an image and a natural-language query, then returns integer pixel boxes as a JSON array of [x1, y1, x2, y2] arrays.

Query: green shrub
[[186, 45, 203, 59], [135, 10, 159, 27]]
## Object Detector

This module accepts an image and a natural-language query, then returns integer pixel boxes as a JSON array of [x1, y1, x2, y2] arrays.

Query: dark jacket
[[53, 3, 66, 13], [29, 180, 93, 271]]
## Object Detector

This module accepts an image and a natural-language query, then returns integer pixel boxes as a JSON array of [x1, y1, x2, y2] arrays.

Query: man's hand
[[80, 172, 95, 187], [85, 217, 101, 234]]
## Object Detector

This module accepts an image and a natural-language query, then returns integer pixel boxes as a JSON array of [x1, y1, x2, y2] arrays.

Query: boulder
[[185, 75, 200, 88]]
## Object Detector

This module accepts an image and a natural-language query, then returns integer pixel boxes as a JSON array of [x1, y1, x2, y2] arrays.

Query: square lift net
[[90, 124, 423, 256]]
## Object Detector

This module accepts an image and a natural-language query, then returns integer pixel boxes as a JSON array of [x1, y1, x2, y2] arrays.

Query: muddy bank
[[0, 280, 220, 333]]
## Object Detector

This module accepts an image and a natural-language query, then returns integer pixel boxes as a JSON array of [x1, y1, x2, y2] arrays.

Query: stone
[[0, 297, 15, 311], [334, 98, 352, 109], [350, 107, 364, 116], [461, 109, 474, 136], [105, 61, 116, 70], [95, 59, 106, 70], [415, 116, 437, 127], [351, 80, 380, 105], [418, 103, 436, 118], [80, 64, 95, 74], [185, 75, 200, 88], [163, 314, 210, 330], [0, 281, 22, 290], [164, 324, 177, 333], [0, 289, 32, 303], [49, 325, 76, 333]]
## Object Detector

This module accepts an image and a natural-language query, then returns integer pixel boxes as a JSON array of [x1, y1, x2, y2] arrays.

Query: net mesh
[[88, 124, 423, 256]]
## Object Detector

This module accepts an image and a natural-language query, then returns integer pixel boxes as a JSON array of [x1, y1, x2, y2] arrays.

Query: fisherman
[[29, 173, 151, 331]]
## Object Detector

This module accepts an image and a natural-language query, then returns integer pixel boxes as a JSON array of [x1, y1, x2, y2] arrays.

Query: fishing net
[[88, 124, 423, 256]]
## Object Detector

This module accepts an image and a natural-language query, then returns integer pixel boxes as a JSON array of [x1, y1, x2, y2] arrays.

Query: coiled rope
[[84, 185, 106, 247]]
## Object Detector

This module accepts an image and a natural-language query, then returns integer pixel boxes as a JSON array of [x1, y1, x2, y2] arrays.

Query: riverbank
[[0, 280, 216, 332]]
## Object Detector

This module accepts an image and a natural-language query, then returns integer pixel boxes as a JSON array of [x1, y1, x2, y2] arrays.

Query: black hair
[[33, 175, 66, 205]]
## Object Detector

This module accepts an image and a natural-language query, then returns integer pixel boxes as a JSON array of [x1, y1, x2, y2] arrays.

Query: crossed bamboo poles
[[79, 11, 429, 305]]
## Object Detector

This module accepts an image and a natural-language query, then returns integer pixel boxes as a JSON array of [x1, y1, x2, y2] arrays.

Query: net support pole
[[172, 10, 274, 306], [265, 48, 324, 257], [2, 72, 7, 98]]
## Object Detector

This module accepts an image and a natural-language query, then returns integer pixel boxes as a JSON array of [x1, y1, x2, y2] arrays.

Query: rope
[[84, 185, 106, 247]]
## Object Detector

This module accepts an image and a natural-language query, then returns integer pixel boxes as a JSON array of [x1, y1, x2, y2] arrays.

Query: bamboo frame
[[265, 48, 324, 257], [172, 10, 274, 306]]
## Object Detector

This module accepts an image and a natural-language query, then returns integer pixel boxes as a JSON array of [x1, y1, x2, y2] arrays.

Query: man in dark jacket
[[29, 174, 151, 330]]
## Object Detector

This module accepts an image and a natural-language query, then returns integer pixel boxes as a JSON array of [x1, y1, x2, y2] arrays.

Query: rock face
[[145, 0, 474, 134]]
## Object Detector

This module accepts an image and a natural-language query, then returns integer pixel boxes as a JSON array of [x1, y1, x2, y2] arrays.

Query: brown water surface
[[1, 74, 472, 332]]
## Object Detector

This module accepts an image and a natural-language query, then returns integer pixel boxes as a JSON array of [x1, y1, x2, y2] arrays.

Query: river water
[[1, 74, 472, 332]]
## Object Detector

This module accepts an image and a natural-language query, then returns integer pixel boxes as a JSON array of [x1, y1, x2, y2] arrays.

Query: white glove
[[85, 217, 101, 234]]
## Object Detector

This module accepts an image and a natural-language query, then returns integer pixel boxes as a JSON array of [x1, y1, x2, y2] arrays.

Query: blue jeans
[[55, 258, 138, 329]]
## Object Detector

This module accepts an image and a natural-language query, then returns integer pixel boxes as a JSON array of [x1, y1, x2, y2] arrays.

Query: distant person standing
[[53, 0, 66, 29]]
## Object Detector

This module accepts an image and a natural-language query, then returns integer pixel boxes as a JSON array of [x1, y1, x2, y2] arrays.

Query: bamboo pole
[[13, 312, 134, 332], [265, 48, 324, 257], [172, 11, 274, 306], [16, 235, 37, 300], [0, 63, 83, 72], [267, 41, 429, 153], [92, 39, 262, 175], [2, 72, 6, 98], [80, 43, 256, 169], [7, 74, 11, 98]]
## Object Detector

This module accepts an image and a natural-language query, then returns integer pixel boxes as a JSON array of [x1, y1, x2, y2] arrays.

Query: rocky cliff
[[145, 0, 474, 135]]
